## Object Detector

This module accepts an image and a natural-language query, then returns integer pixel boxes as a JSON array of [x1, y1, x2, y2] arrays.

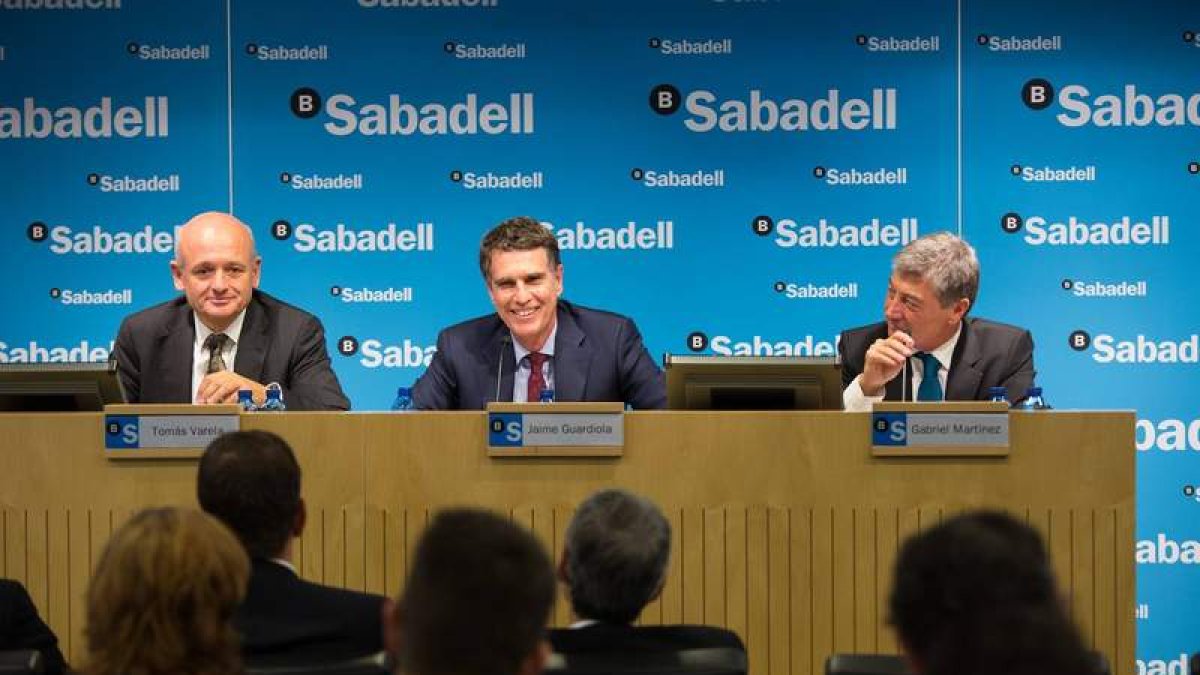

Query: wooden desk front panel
[[0, 411, 1134, 675]]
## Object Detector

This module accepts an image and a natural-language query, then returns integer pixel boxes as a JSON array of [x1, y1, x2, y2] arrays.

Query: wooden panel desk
[[0, 411, 1134, 675]]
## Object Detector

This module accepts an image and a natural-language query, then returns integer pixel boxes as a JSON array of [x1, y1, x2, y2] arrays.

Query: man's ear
[[381, 597, 403, 662], [293, 498, 307, 537], [170, 259, 185, 291], [949, 297, 970, 323], [557, 551, 570, 585], [518, 639, 552, 675]]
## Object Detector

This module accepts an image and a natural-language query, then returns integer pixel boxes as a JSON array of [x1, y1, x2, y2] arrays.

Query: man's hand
[[196, 371, 266, 405], [860, 330, 915, 396]]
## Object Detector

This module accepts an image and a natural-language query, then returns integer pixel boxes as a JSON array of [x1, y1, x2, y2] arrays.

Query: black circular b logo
[[649, 84, 681, 115], [1068, 330, 1091, 352], [272, 220, 293, 240], [1021, 79, 1054, 111], [290, 88, 321, 119], [338, 336, 360, 356]]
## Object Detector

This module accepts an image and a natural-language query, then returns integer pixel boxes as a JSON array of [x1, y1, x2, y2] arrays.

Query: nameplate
[[103, 404, 240, 459], [871, 401, 1010, 457], [486, 402, 624, 457]]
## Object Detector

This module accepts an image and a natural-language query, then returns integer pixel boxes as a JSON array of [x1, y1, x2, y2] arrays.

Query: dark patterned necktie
[[526, 352, 547, 402], [203, 333, 230, 374]]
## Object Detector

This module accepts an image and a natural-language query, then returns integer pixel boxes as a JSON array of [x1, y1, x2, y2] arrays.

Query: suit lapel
[[553, 303, 591, 403], [154, 302, 195, 403], [233, 295, 269, 383], [945, 319, 982, 400], [485, 323, 517, 405]]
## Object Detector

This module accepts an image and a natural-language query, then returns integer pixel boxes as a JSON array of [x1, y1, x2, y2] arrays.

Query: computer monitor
[[0, 361, 127, 411], [664, 355, 843, 411]]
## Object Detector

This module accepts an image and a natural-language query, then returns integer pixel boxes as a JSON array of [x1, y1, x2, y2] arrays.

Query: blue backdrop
[[2, 0, 1197, 666]]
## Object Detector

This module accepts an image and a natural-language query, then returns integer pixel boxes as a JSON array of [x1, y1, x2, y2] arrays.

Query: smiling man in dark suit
[[198, 430, 384, 666], [112, 211, 348, 410], [838, 231, 1035, 410], [412, 216, 665, 410]]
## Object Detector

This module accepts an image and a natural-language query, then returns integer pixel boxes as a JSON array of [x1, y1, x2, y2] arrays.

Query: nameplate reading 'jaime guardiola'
[[487, 402, 624, 457], [103, 404, 240, 459], [871, 402, 1010, 457]]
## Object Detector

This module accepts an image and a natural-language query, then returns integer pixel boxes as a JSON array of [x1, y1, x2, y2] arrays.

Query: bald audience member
[[198, 430, 385, 666], [113, 211, 348, 410]]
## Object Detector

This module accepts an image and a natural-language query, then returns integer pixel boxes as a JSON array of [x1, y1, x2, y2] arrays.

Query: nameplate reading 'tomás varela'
[[103, 404, 240, 459], [487, 402, 624, 457], [871, 401, 1010, 457]]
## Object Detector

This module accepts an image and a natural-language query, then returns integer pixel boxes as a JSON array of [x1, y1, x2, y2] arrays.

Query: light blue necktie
[[916, 352, 943, 402]]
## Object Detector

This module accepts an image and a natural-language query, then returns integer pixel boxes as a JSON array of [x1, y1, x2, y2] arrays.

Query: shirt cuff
[[843, 374, 885, 412]]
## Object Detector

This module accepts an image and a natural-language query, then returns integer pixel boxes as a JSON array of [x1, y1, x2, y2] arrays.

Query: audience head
[[388, 507, 555, 675], [562, 488, 671, 624], [84, 507, 248, 675], [888, 510, 1098, 675], [197, 430, 303, 560]]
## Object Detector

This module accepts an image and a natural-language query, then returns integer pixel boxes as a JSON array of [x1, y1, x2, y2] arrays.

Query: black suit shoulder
[[550, 622, 744, 654], [0, 579, 67, 675], [237, 561, 385, 666], [251, 290, 326, 334], [960, 316, 1027, 340]]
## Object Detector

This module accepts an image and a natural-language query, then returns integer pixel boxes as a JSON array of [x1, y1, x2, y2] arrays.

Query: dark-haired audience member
[[198, 430, 385, 666], [83, 507, 248, 675], [385, 508, 556, 675], [550, 489, 744, 654], [889, 510, 1101, 675], [0, 579, 67, 675]]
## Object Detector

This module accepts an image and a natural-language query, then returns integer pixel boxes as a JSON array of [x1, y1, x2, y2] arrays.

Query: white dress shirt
[[191, 309, 247, 403], [842, 324, 962, 412], [511, 323, 558, 402]]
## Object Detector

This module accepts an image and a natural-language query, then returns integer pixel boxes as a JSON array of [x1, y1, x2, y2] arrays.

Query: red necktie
[[526, 352, 547, 402]]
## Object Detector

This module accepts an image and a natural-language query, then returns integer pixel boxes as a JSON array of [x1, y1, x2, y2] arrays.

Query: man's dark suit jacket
[[550, 622, 745, 655], [838, 317, 1036, 403], [0, 579, 67, 675], [236, 559, 385, 667], [412, 300, 666, 410], [113, 290, 350, 411]]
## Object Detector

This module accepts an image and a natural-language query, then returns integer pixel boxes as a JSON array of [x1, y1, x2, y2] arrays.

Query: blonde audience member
[[83, 507, 249, 675]]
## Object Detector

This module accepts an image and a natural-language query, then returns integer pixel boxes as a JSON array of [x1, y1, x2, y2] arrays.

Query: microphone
[[891, 321, 914, 402], [494, 335, 512, 403]]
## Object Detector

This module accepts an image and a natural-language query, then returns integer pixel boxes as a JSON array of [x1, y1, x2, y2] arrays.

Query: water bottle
[[391, 386, 414, 412], [237, 389, 257, 412], [1016, 386, 1049, 411], [539, 388, 555, 403], [987, 386, 1008, 404], [259, 383, 287, 411]]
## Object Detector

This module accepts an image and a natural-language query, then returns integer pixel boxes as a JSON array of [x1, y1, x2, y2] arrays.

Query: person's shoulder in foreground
[[550, 489, 745, 657], [198, 430, 384, 665], [0, 578, 68, 675]]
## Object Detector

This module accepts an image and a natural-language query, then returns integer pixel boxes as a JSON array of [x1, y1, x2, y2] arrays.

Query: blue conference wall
[[2, 0, 1198, 667]]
